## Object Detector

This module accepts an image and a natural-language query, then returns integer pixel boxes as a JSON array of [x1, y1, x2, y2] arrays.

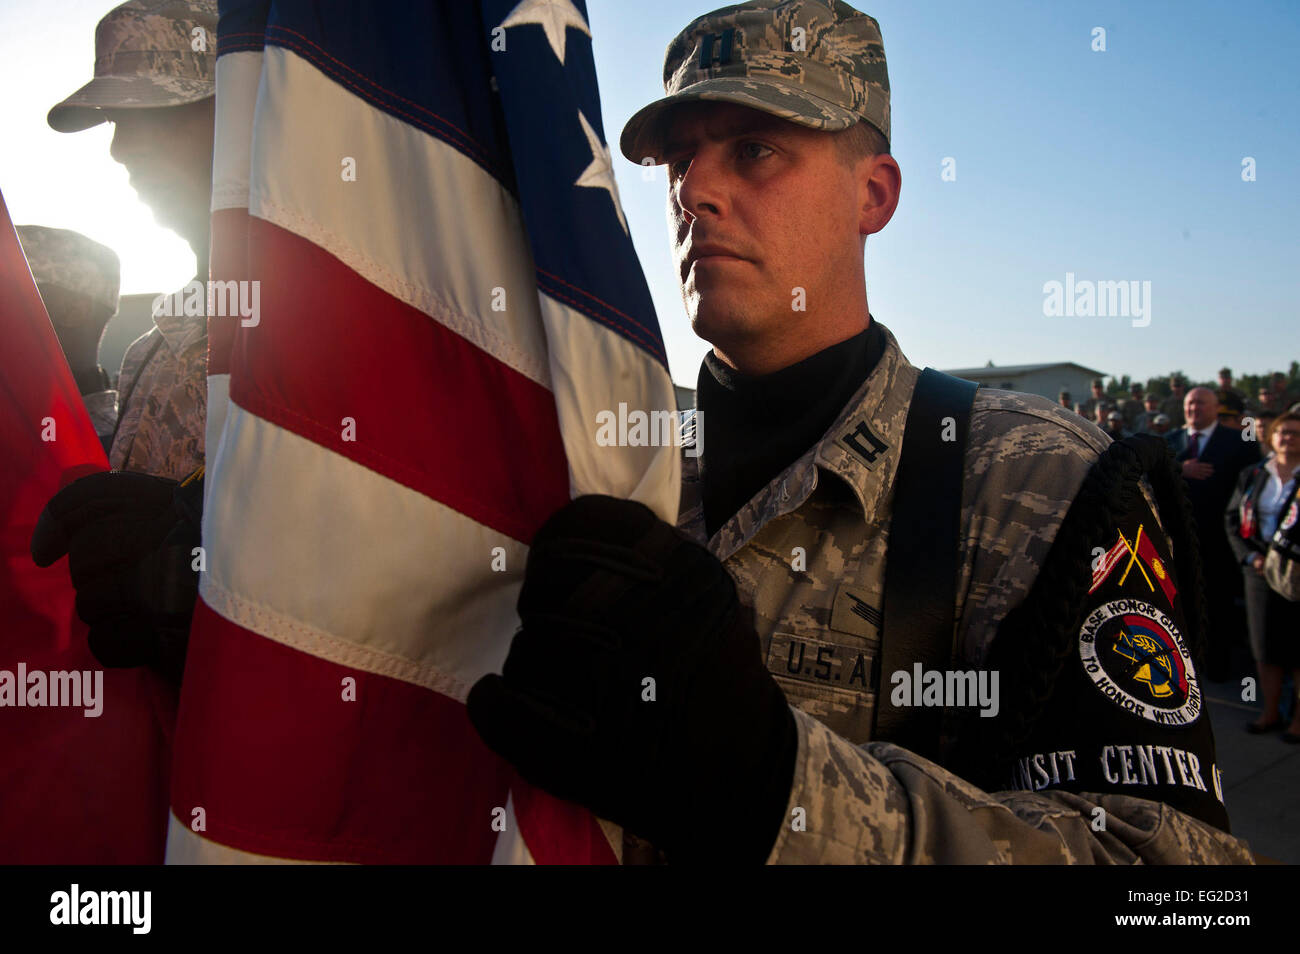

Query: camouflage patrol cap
[[47, 0, 217, 133], [17, 226, 121, 317], [619, 0, 890, 165]]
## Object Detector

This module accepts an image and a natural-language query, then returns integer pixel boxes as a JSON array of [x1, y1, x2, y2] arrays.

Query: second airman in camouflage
[[17, 224, 121, 450], [48, 0, 217, 478], [468, 0, 1251, 864], [31, 0, 218, 686]]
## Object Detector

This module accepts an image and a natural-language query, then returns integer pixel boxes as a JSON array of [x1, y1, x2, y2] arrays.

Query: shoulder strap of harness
[[872, 368, 978, 759], [107, 330, 166, 462]]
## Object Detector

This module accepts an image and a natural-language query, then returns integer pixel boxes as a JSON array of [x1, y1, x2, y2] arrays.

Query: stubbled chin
[[688, 300, 759, 344]]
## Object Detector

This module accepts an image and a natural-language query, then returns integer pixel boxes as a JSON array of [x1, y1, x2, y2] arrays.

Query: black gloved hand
[[467, 495, 797, 864], [30, 470, 202, 683]]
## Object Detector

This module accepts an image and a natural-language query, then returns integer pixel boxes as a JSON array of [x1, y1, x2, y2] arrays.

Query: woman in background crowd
[[1226, 410, 1300, 741]]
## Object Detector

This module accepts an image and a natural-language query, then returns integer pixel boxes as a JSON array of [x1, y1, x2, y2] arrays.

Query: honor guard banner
[[0, 191, 174, 863], [171, 0, 677, 863]]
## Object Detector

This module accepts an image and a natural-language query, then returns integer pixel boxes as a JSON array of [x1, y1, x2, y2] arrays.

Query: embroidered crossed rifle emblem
[[1116, 523, 1155, 593]]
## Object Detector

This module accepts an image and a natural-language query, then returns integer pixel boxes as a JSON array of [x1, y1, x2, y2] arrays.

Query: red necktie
[[1188, 431, 1201, 457]]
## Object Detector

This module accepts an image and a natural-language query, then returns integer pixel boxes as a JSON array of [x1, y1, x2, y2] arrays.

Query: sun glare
[[2, 1, 197, 300]]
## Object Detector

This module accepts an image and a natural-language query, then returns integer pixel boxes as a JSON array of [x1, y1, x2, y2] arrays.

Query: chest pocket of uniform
[[767, 631, 879, 744]]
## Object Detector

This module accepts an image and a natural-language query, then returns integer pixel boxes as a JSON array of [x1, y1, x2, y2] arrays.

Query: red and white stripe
[[173, 42, 676, 864]]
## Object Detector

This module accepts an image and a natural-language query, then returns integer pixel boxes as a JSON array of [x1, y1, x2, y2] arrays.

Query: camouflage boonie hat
[[17, 226, 121, 318], [47, 0, 217, 133], [619, 0, 889, 164]]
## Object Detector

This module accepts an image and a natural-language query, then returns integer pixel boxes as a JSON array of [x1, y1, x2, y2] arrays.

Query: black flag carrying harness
[[878, 371, 1228, 832], [874, 368, 977, 757]]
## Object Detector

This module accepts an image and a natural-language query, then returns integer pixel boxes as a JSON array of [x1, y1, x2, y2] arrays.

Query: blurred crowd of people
[[1055, 370, 1300, 741], [1058, 369, 1300, 441]]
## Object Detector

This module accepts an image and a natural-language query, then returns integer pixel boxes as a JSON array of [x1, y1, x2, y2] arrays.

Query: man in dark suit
[[1167, 387, 1261, 680]]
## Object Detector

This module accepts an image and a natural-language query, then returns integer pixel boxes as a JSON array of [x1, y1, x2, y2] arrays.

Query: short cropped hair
[[834, 120, 890, 166]]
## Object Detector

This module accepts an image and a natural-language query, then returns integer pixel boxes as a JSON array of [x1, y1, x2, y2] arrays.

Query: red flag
[[1136, 528, 1178, 606], [0, 189, 174, 863]]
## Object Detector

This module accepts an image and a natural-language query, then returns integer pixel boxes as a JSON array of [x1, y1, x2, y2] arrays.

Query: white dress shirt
[[1259, 457, 1300, 540]]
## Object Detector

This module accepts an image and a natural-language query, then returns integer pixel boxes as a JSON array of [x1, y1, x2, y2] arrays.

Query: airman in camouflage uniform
[[676, 322, 1248, 863], [48, 0, 216, 479], [649, 0, 1251, 864], [468, 0, 1252, 864], [1161, 376, 1188, 430], [28, 2, 217, 686], [16, 224, 121, 449], [1075, 378, 1107, 423], [652, 0, 1250, 864], [656, 0, 1249, 864]]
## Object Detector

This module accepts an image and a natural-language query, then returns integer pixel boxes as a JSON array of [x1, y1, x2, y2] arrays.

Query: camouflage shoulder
[[956, 390, 1112, 669], [115, 324, 164, 387], [120, 323, 163, 363], [968, 388, 1111, 467]]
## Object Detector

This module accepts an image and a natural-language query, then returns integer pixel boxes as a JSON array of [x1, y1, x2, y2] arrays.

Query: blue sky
[[3, 1, 1296, 388], [590, 0, 1300, 386]]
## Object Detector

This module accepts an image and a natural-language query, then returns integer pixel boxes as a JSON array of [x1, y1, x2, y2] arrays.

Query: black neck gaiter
[[696, 320, 885, 539]]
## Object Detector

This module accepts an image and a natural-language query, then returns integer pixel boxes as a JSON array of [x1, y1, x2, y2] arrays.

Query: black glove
[[30, 470, 203, 683], [467, 495, 797, 864]]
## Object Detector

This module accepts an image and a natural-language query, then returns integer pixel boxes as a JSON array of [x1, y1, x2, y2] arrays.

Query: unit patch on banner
[[1079, 598, 1201, 726], [1282, 499, 1298, 533], [994, 440, 1228, 831]]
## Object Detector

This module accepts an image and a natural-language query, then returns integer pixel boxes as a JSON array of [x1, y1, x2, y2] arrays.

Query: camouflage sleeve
[[954, 390, 1108, 672], [767, 709, 1253, 864], [109, 315, 207, 479], [109, 326, 162, 470], [764, 400, 1253, 864]]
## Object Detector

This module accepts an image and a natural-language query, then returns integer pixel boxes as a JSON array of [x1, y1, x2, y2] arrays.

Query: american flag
[[169, 0, 678, 863]]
